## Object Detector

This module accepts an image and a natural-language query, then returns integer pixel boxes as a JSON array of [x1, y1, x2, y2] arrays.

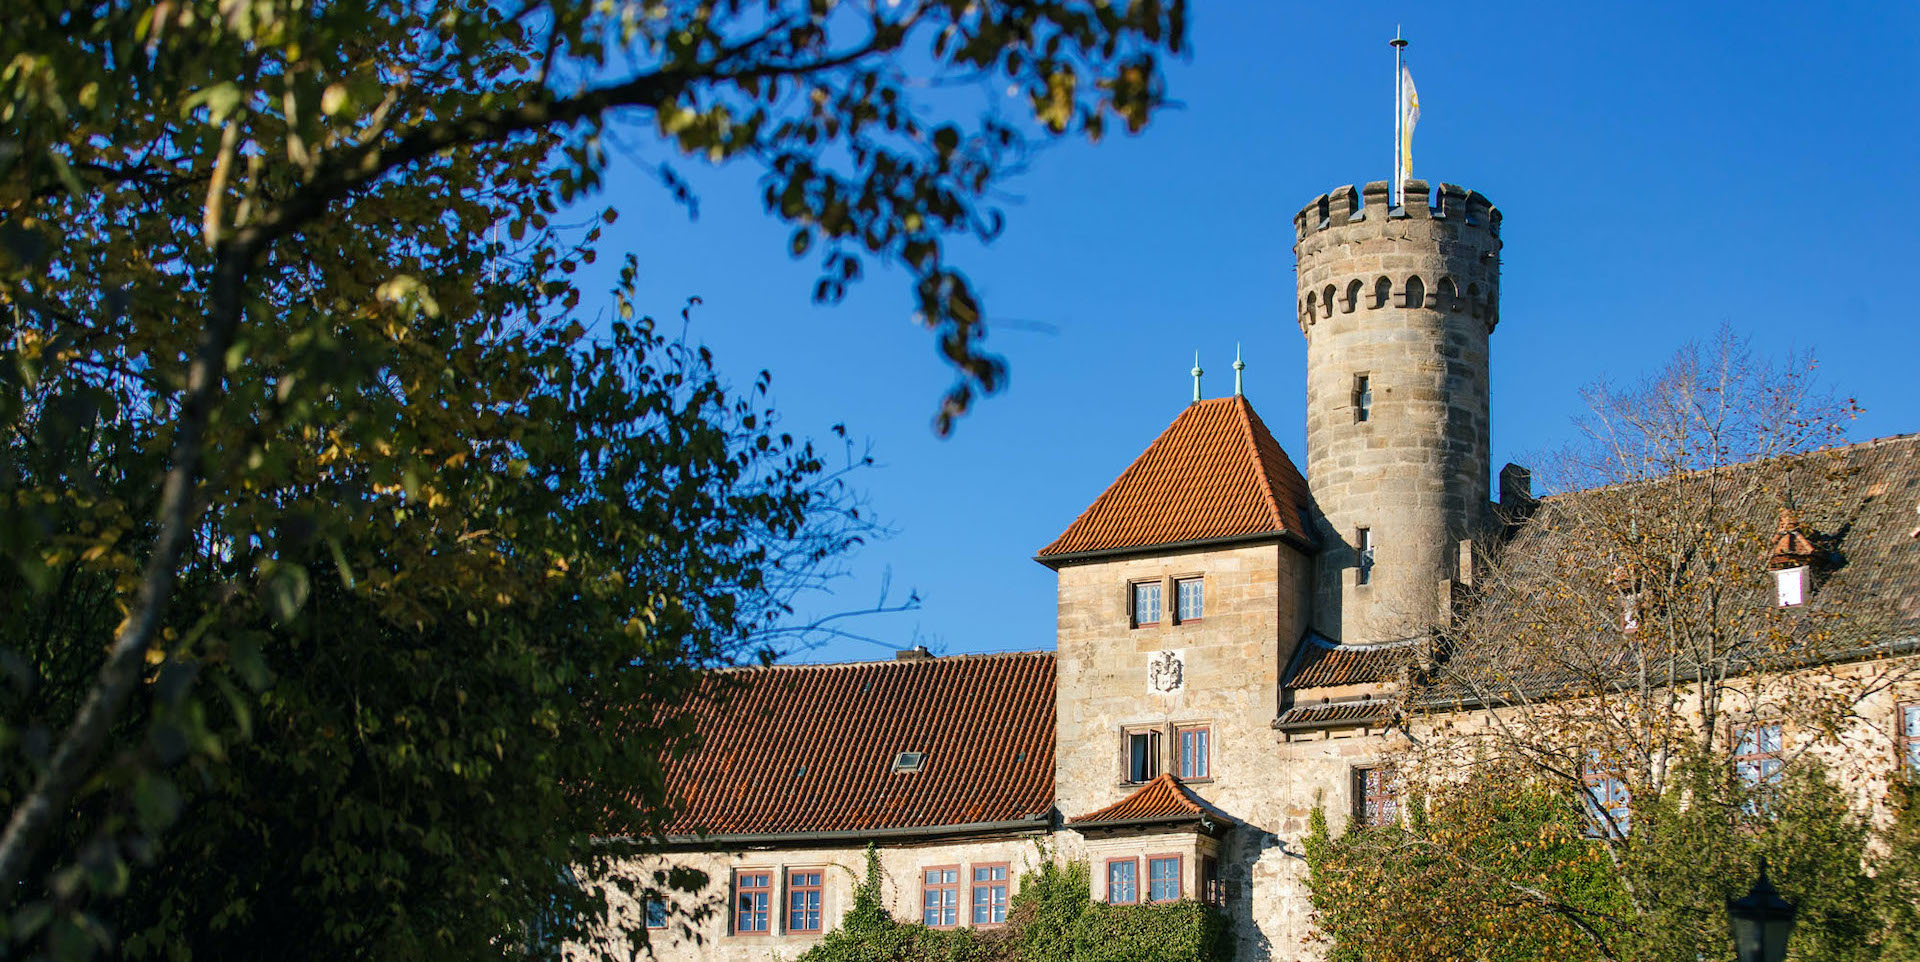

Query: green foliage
[[1305, 759, 1920, 962], [0, 0, 1188, 958], [794, 847, 1229, 962]]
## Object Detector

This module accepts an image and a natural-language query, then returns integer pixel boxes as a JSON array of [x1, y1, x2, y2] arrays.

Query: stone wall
[[1293, 180, 1502, 647]]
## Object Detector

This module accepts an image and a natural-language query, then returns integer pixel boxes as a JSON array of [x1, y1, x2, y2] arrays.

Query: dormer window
[[1774, 566, 1809, 608], [1353, 374, 1373, 422]]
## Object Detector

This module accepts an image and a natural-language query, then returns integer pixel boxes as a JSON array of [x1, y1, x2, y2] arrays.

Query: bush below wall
[[793, 847, 1232, 962]]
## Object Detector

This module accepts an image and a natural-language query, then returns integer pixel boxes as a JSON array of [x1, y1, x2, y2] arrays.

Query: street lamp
[[1727, 858, 1796, 962]]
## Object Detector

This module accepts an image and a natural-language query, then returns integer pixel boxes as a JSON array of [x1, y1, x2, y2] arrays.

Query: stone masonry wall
[[1293, 180, 1502, 647]]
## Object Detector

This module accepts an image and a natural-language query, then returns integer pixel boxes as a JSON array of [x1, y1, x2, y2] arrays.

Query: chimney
[[895, 645, 933, 661]]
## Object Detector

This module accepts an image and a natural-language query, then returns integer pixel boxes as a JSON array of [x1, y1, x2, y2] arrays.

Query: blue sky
[[587, 1, 1920, 662]]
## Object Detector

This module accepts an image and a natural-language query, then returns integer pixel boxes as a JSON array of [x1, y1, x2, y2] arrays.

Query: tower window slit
[[1354, 374, 1372, 423], [1357, 527, 1375, 585]]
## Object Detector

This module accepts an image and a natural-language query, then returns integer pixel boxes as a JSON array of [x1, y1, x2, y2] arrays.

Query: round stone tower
[[1293, 179, 1502, 646]]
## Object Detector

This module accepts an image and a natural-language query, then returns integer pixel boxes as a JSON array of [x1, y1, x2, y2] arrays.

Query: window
[[1734, 723, 1785, 788], [1352, 766, 1399, 827], [1775, 566, 1809, 607], [1353, 374, 1373, 422], [1356, 527, 1375, 586], [921, 866, 959, 928], [1126, 729, 1162, 783], [1147, 855, 1182, 902], [1175, 577, 1204, 622], [787, 869, 823, 934], [644, 897, 668, 930], [735, 871, 772, 934], [1105, 858, 1138, 905], [1177, 725, 1211, 779], [1199, 855, 1222, 906], [1900, 703, 1919, 776], [1583, 755, 1630, 838], [970, 864, 1009, 925], [892, 751, 926, 773], [1131, 581, 1162, 628]]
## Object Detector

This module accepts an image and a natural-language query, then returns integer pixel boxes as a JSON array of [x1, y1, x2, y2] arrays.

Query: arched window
[[1344, 279, 1363, 313], [1322, 284, 1336, 318], [1436, 277, 1458, 312], [1305, 291, 1318, 322], [1404, 275, 1426, 310], [1372, 276, 1392, 309]]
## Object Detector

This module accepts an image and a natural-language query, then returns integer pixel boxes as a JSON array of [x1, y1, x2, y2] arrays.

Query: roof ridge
[[1231, 395, 1290, 534], [711, 650, 1056, 674]]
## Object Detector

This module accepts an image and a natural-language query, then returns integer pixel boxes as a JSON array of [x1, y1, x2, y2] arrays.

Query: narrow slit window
[[1356, 527, 1375, 585], [1354, 374, 1373, 422]]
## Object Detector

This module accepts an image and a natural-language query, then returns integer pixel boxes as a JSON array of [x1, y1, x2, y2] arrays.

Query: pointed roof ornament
[[1233, 343, 1246, 397], [1191, 352, 1204, 403]]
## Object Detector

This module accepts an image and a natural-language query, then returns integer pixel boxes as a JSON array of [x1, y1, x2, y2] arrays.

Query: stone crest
[[1146, 649, 1185, 694]]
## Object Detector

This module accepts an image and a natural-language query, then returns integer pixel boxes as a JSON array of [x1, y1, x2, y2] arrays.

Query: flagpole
[[1392, 27, 1407, 208]]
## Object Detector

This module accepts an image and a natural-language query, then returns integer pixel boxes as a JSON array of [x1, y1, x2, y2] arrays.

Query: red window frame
[[969, 862, 1010, 926], [1352, 766, 1399, 827], [1145, 853, 1183, 903], [1732, 722, 1785, 789], [1174, 577, 1204, 624], [1125, 727, 1162, 784], [921, 865, 960, 928], [1130, 580, 1163, 628], [1104, 857, 1139, 905], [786, 868, 823, 934], [1176, 724, 1211, 780], [734, 870, 772, 935], [1900, 702, 1920, 777]]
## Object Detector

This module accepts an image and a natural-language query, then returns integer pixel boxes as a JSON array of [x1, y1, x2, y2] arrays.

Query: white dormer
[[1774, 565, 1809, 608]]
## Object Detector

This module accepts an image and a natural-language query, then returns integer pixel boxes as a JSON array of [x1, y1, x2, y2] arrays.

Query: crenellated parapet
[[1290, 179, 1505, 648], [1291, 180, 1500, 242]]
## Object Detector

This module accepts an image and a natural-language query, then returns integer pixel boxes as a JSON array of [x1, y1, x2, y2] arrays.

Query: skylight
[[892, 751, 926, 774]]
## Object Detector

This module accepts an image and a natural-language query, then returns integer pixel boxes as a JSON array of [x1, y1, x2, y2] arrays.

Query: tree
[[1306, 333, 1920, 962], [0, 0, 1188, 956]]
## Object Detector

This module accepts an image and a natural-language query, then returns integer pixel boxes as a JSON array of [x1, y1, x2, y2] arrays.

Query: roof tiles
[[1068, 773, 1216, 826], [623, 652, 1056, 839], [1037, 396, 1315, 561], [1284, 633, 1414, 689]]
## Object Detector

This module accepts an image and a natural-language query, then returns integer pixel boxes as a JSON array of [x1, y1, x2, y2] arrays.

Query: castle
[[583, 179, 1920, 960]]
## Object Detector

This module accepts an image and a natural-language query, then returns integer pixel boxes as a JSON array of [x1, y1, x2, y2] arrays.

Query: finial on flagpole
[[1191, 352, 1204, 403], [1391, 26, 1408, 207], [1233, 343, 1246, 397]]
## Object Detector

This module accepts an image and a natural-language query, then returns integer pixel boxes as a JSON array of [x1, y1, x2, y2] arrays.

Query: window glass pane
[[1177, 579, 1204, 620], [646, 898, 667, 928], [1134, 582, 1162, 624], [1904, 705, 1919, 737], [1148, 857, 1180, 901], [1107, 861, 1137, 903]]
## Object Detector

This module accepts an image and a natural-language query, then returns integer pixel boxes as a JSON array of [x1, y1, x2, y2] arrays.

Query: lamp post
[[1727, 858, 1796, 962]]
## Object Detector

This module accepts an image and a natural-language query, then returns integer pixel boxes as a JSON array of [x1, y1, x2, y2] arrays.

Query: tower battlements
[[1291, 180, 1500, 242], [1292, 179, 1504, 647]]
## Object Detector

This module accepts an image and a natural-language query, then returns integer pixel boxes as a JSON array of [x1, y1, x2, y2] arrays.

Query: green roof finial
[[1234, 343, 1246, 397], [1191, 352, 1204, 403]]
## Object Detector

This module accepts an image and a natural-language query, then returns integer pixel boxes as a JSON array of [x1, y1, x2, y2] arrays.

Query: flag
[[1399, 64, 1420, 184]]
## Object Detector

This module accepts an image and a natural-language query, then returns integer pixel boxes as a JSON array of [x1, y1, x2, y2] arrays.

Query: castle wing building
[[583, 181, 1920, 962]]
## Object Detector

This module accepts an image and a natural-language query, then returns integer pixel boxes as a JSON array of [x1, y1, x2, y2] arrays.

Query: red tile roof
[[1274, 700, 1390, 731], [1037, 396, 1316, 562], [1284, 633, 1414, 688], [1068, 773, 1216, 826], [626, 652, 1056, 839]]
